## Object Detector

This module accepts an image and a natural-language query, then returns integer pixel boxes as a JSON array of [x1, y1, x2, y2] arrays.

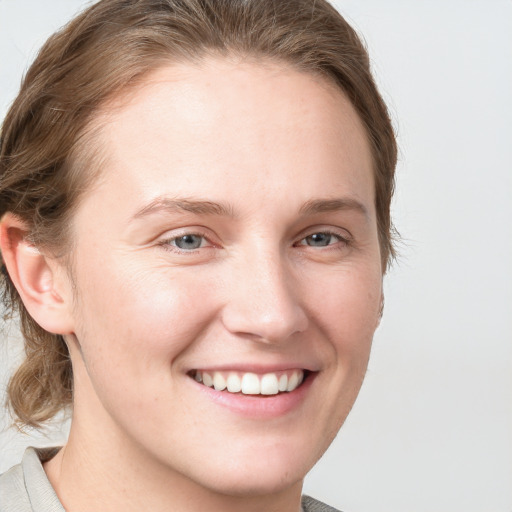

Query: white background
[[1, 1, 511, 511]]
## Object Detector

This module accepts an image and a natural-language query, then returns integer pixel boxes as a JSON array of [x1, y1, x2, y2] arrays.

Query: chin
[[173, 435, 322, 498], [197, 463, 306, 498]]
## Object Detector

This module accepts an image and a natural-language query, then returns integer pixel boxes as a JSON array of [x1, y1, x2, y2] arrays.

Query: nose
[[220, 248, 308, 344]]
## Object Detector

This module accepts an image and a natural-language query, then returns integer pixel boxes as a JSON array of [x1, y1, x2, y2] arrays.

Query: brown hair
[[0, 0, 397, 427]]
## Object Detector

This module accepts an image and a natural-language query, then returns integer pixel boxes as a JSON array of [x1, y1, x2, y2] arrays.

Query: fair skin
[[1, 58, 382, 512]]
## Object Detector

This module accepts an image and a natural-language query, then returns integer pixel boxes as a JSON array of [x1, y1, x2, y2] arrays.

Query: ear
[[0, 213, 75, 335]]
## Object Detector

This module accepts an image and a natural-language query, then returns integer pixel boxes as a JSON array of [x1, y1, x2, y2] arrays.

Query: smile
[[192, 370, 305, 395]]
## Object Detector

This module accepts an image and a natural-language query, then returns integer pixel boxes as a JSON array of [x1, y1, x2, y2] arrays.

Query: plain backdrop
[[1, 1, 511, 511]]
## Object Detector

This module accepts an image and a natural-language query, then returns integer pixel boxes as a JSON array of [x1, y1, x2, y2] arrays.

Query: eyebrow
[[132, 198, 234, 219], [299, 198, 369, 219], [132, 196, 369, 221]]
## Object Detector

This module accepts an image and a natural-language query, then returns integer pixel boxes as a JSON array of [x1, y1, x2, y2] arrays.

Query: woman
[[0, 0, 396, 511]]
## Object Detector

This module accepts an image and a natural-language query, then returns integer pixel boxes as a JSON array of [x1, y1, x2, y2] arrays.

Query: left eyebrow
[[299, 198, 370, 220]]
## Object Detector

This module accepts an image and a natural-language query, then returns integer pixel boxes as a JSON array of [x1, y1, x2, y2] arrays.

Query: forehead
[[83, 58, 374, 217]]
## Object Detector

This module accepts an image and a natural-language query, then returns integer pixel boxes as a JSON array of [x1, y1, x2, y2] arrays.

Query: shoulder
[[302, 494, 343, 512], [0, 447, 63, 512]]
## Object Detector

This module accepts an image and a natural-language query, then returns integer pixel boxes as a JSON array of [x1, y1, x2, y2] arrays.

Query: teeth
[[287, 371, 299, 392], [194, 369, 304, 395], [278, 374, 288, 392], [213, 372, 226, 391], [226, 372, 242, 393], [202, 372, 213, 387], [260, 373, 279, 395], [241, 373, 260, 394]]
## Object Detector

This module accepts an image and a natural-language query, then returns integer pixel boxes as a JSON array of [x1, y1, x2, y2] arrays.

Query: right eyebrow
[[131, 197, 235, 220]]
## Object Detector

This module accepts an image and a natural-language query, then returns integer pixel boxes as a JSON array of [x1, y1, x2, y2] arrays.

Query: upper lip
[[186, 362, 320, 374]]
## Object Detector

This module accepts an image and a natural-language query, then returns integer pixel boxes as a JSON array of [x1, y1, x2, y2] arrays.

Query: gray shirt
[[0, 448, 341, 512]]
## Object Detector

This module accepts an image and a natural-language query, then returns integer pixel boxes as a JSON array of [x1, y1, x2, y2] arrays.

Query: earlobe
[[0, 213, 74, 335]]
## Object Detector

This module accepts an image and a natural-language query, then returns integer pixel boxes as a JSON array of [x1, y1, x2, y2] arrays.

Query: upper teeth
[[194, 370, 304, 395]]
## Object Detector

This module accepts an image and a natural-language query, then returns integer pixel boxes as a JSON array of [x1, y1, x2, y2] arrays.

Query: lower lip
[[191, 372, 316, 419]]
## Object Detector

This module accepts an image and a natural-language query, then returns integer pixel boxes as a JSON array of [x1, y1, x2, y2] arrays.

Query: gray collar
[[22, 447, 64, 512]]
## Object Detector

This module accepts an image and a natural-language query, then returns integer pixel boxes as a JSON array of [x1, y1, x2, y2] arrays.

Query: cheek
[[306, 263, 382, 349], [70, 256, 218, 383], [299, 265, 381, 453]]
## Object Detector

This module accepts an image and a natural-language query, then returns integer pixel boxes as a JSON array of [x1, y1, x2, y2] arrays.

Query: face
[[64, 58, 382, 497]]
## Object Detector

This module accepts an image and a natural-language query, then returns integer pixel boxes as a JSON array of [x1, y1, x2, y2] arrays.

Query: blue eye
[[171, 234, 206, 250], [300, 232, 343, 247]]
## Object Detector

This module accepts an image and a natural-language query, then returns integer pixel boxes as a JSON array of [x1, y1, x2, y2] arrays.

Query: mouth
[[189, 369, 309, 396]]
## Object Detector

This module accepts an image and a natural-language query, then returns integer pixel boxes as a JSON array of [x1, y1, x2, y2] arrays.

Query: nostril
[[220, 304, 308, 344]]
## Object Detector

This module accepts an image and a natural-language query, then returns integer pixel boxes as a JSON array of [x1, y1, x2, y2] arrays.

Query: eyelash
[[158, 231, 213, 253], [158, 229, 351, 254], [294, 230, 351, 249]]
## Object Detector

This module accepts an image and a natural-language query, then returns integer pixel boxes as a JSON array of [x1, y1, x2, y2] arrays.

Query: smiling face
[[61, 58, 382, 500]]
